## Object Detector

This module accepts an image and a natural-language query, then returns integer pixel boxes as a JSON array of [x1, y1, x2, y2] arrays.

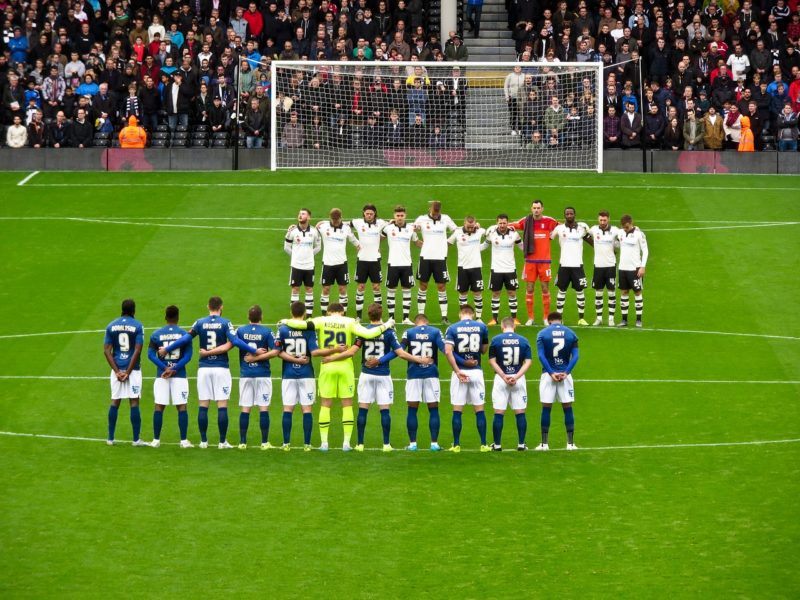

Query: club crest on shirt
[[223, 386, 230, 394]]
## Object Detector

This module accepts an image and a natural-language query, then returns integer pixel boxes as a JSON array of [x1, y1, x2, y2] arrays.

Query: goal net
[[270, 61, 603, 172]]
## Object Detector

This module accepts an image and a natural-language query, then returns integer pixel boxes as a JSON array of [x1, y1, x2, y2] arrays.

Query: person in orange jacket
[[119, 115, 147, 148], [738, 115, 755, 152]]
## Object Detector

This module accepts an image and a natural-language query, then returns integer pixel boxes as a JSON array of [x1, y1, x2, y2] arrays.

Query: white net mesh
[[270, 61, 603, 171]]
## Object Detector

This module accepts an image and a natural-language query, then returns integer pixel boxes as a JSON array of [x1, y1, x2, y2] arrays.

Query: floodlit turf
[[0, 170, 798, 598]]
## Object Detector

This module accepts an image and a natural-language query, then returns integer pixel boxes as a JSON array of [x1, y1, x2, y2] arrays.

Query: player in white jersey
[[383, 205, 422, 325], [284, 208, 321, 318], [550, 207, 592, 326], [351, 204, 388, 320], [587, 211, 621, 327], [414, 200, 457, 323], [448, 215, 485, 321], [616, 214, 649, 328], [482, 214, 523, 325], [317, 207, 360, 315]]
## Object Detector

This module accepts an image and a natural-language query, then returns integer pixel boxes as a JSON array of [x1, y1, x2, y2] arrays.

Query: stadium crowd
[[0, 0, 798, 151]]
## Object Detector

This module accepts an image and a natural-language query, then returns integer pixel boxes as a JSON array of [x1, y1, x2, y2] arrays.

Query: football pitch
[[1, 169, 798, 598]]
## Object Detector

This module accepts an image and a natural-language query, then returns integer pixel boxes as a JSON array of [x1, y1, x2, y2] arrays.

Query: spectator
[[465, 0, 484, 38], [663, 117, 683, 150], [643, 104, 666, 148], [242, 98, 266, 149], [208, 96, 230, 134], [737, 116, 755, 152], [42, 66, 66, 121], [683, 111, 705, 150], [504, 65, 525, 136], [71, 108, 94, 148], [119, 115, 148, 148], [603, 106, 621, 148], [164, 72, 192, 131], [406, 77, 427, 125], [445, 33, 468, 61], [138, 77, 161, 132], [619, 101, 642, 148], [28, 110, 47, 148], [47, 111, 72, 148], [723, 104, 742, 150], [282, 111, 305, 148], [308, 114, 329, 150], [775, 103, 798, 152], [702, 105, 725, 150], [385, 109, 405, 147], [3, 73, 26, 124], [8, 26, 29, 66], [6, 115, 28, 148]]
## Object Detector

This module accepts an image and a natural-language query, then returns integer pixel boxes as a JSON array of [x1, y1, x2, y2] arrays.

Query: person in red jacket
[[510, 199, 559, 326], [243, 2, 264, 39]]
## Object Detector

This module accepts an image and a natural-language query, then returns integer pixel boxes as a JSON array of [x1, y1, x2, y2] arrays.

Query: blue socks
[[380, 409, 391, 445], [564, 405, 575, 445], [541, 405, 551, 444], [107, 404, 119, 441], [130, 405, 141, 441], [282, 411, 292, 444], [515, 413, 527, 445], [476, 411, 487, 445], [218, 407, 228, 443], [153, 410, 163, 440], [178, 410, 188, 441], [493, 413, 504, 446], [198, 406, 209, 442], [429, 406, 440, 442], [452, 411, 462, 446], [407, 406, 419, 443], [259, 412, 270, 444], [357, 407, 369, 445], [239, 412, 250, 445], [302, 412, 312, 445]]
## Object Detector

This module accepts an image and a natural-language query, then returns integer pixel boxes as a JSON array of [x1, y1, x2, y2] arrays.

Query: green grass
[[0, 170, 798, 598]]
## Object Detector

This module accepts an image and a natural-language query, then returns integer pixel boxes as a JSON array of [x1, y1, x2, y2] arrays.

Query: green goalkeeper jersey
[[286, 315, 388, 372]]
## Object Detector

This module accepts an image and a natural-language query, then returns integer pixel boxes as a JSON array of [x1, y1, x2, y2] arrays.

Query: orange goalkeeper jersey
[[510, 215, 559, 263]]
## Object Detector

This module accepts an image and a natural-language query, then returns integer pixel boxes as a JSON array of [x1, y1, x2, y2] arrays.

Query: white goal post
[[270, 60, 603, 172]]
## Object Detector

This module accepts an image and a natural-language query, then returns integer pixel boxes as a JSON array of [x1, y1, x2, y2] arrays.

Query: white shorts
[[539, 372, 575, 404], [405, 377, 441, 404], [281, 378, 316, 407], [491, 374, 528, 411], [449, 369, 486, 407], [109, 370, 142, 400], [357, 373, 394, 405], [197, 367, 232, 401], [153, 377, 189, 406], [239, 377, 273, 408]]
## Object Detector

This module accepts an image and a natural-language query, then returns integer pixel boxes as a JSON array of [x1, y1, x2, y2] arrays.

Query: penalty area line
[[17, 171, 39, 186], [0, 430, 798, 452]]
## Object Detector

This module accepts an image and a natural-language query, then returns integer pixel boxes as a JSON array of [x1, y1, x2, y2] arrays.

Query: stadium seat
[[212, 131, 229, 140], [237, 137, 247, 147], [211, 138, 229, 148], [193, 124, 209, 133], [175, 124, 189, 133], [190, 138, 209, 147], [93, 138, 111, 148], [191, 132, 209, 141], [150, 138, 170, 148], [94, 131, 111, 140], [152, 131, 171, 141], [155, 124, 170, 132]]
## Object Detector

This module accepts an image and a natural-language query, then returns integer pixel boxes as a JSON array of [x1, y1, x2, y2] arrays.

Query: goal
[[269, 60, 603, 172]]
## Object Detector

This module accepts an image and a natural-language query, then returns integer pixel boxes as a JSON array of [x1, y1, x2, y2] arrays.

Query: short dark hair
[[367, 302, 383, 322], [290, 301, 305, 318], [327, 303, 344, 314], [394, 205, 406, 214], [459, 304, 475, 316], [547, 311, 563, 323], [497, 213, 509, 221], [362, 204, 378, 216], [121, 299, 136, 317], [208, 296, 223, 311], [620, 214, 633, 225], [598, 210, 609, 217], [300, 207, 312, 216], [248, 304, 262, 323], [165, 305, 179, 323], [532, 199, 543, 207], [329, 207, 342, 221], [430, 200, 442, 212], [564, 206, 576, 214]]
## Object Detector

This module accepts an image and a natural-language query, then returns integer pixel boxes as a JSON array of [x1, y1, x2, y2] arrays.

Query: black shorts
[[591, 266, 616, 290], [556, 266, 587, 291], [489, 270, 519, 292], [289, 267, 314, 288], [354, 259, 382, 284], [321, 263, 349, 286], [457, 267, 484, 293], [387, 265, 414, 288], [417, 258, 450, 284], [618, 269, 643, 292]]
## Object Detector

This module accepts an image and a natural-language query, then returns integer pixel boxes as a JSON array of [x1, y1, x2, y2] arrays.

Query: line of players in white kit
[[102, 298, 580, 452], [283, 200, 649, 329]]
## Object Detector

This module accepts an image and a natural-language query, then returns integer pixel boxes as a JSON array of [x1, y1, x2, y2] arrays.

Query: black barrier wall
[[0, 148, 797, 174]]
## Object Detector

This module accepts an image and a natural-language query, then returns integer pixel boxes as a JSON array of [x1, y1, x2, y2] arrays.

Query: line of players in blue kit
[[103, 296, 580, 452]]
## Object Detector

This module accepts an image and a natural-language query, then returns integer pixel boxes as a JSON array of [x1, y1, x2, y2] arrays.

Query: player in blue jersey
[[399, 314, 447, 451], [235, 305, 280, 449], [355, 303, 433, 452], [274, 301, 329, 451], [444, 305, 491, 452], [103, 298, 147, 446], [535, 312, 580, 451], [147, 305, 194, 448], [488, 317, 533, 451], [160, 296, 262, 449]]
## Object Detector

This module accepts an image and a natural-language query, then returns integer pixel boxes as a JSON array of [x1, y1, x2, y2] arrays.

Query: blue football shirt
[[357, 325, 402, 376], [444, 319, 490, 367], [104, 316, 144, 371], [536, 324, 579, 373], [190, 315, 236, 368], [488, 331, 532, 375], [401, 325, 445, 379], [276, 325, 318, 379], [236, 324, 275, 378], [149, 324, 191, 378]]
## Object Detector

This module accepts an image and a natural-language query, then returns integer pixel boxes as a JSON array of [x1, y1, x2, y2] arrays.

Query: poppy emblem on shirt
[[326, 231, 330, 236], [596, 235, 601, 240], [461, 236, 466, 242], [295, 236, 301, 243], [426, 224, 430, 230], [562, 233, 566, 237], [391, 231, 396, 236]]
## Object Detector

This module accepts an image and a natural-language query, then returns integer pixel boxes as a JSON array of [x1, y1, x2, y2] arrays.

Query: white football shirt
[[551, 222, 590, 268], [383, 222, 418, 267], [317, 221, 359, 266], [484, 226, 522, 273], [617, 227, 649, 270], [284, 224, 321, 270], [415, 213, 457, 260], [448, 227, 485, 269], [588, 225, 620, 268], [351, 217, 388, 262]]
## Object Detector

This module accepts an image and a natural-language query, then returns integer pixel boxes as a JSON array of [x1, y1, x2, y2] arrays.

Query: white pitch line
[[647, 222, 799, 232], [63, 217, 285, 232], [16, 171, 39, 186], [0, 375, 797, 385], [0, 429, 798, 453], [20, 182, 800, 192]]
